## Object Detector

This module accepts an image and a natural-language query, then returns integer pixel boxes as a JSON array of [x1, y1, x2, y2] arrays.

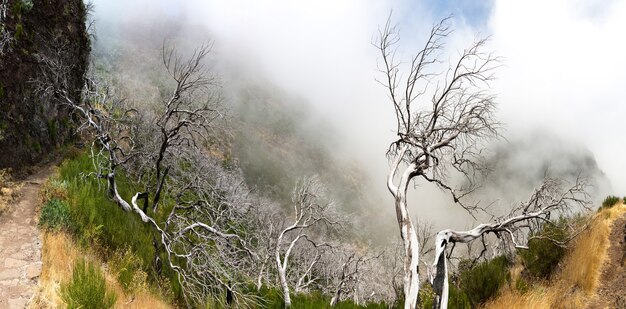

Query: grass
[[31, 232, 172, 308], [61, 259, 117, 309], [483, 201, 626, 309], [38, 198, 71, 230], [30, 153, 175, 308], [0, 169, 17, 213], [252, 287, 392, 309], [57, 153, 182, 301]]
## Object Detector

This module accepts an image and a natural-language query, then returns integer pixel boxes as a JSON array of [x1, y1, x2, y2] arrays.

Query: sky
[[91, 0, 626, 229]]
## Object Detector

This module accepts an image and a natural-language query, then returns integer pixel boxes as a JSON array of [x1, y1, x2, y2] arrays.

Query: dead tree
[[375, 16, 500, 309], [326, 248, 382, 307], [37, 42, 261, 307], [430, 177, 589, 308], [293, 243, 327, 293], [274, 176, 337, 308]]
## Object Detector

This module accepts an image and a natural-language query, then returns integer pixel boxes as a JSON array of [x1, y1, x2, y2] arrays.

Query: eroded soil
[[587, 210, 626, 309]]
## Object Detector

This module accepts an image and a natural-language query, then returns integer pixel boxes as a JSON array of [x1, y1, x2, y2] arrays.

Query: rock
[[10, 252, 27, 260], [4, 258, 28, 268], [25, 263, 41, 279], [0, 279, 18, 286], [0, 269, 20, 280], [8, 297, 27, 309]]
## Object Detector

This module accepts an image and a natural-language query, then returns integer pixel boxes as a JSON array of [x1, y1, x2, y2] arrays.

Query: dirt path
[[0, 167, 53, 309], [587, 208, 626, 309]]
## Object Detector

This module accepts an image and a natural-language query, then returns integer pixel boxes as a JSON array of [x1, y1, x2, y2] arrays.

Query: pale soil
[[587, 209, 626, 309], [0, 167, 53, 309]]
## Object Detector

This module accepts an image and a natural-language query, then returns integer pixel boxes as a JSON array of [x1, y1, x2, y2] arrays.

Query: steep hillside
[[0, 0, 89, 169], [484, 201, 626, 309]]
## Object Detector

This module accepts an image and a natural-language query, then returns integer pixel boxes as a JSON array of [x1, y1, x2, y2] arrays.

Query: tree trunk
[[390, 160, 421, 309], [278, 266, 291, 307], [275, 247, 292, 307], [431, 249, 448, 309], [400, 214, 420, 309], [330, 292, 340, 307]]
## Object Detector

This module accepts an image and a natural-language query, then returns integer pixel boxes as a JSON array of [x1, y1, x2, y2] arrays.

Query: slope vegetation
[[484, 202, 626, 309]]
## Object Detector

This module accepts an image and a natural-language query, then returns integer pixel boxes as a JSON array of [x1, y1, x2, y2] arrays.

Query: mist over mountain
[[463, 132, 613, 222]]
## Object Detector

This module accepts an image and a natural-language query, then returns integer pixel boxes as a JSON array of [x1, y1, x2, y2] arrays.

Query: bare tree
[[37, 42, 263, 307], [375, 15, 500, 309], [326, 248, 382, 307], [430, 177, 589, 308], [274, 176, 337, 307]]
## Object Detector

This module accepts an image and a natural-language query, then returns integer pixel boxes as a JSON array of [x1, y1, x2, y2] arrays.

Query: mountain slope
[[484, 202, 626, 309]]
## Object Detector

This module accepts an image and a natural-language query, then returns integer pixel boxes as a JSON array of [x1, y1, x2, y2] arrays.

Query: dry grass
[[483, 202, 626, 309], [29, 232, 172, 309], [0, 168, 21, 213]]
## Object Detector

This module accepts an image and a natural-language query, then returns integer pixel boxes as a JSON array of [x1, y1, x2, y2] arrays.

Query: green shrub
[[39, 198, 71, 230], [519, 220, 568, 279], [601, 195, 620, 209], [418, 283, 435, 309], [457, 255, 510, 306], [61, 259, 117, 309], [448, 284, 471, 309]]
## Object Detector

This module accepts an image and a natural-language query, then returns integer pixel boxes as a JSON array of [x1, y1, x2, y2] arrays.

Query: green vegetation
[[601, 195, 620, 209], [47, 120, 58, 146], [457, 256, 510, 306], [14, 23, 23, 41], [519, 221, 568, 279], [61, 259, 117, 309], [447, 284, 472, 309], [58, 152, 181, 303], [253, 287, 391, 309], [108, 247, 147, 294], [39, 198, 71, 230]]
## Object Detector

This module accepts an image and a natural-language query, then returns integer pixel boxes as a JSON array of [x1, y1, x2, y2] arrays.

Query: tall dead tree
[[430, 177, 589, 308], [375, 16, 500, 309], [275, 176, 337, 308]]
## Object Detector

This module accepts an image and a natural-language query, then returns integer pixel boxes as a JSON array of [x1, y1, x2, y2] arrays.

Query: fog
[[90, 0, 625, 234]]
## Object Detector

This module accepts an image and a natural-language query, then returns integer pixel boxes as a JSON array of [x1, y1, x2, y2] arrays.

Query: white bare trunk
[[401, 219, 420, 309], [388, 149, 421, 309], [256, 257, 268, 291], [275, 232, 294, 308], [277, 265, 292, 307]]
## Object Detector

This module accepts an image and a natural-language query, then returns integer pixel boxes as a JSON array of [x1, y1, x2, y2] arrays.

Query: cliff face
[[0, 0, 89, 169]]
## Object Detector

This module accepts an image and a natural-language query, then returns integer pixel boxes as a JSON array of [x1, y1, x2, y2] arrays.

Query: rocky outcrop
[[0, 0, 89, 169]]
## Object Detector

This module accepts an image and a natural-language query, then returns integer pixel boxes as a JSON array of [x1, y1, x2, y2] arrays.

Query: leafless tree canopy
[[376, 15, 501, 309], [274, 176, 340, 307], [36, 42, 267, 307]]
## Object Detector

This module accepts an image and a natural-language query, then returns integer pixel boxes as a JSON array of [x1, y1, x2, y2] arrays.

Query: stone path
[[0, 168, 51, 309]]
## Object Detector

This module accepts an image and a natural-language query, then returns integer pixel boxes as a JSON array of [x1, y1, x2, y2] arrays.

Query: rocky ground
[[0, 168, 51, 309]]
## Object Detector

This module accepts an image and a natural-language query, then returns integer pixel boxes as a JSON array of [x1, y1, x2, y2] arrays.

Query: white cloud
[[89, 0, 626, 231], [488, 0, 626, 192]]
